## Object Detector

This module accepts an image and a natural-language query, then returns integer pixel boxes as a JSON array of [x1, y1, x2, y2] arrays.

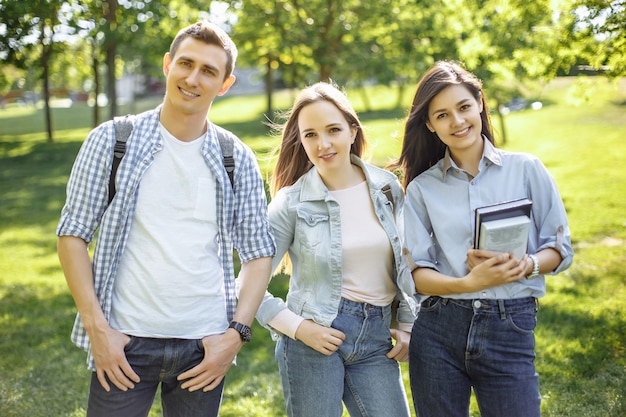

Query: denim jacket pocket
[[295, 208, 330, 248], [296, 208, 329, 226]]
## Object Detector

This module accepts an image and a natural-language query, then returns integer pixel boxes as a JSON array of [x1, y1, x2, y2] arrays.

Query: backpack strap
[[217, 133, 235, 189], [382, 184, 395, 216], [108, 117, 235, 206], [108, 115, 134, 204]]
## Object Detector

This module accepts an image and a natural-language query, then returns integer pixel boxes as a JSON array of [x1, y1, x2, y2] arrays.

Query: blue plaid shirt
[[57, 106, 275, 370]]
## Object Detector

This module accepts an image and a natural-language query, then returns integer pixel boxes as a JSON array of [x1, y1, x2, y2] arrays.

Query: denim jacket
[[256, 155, 417, 336]]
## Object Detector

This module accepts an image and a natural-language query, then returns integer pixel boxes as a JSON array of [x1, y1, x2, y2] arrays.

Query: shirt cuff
[[268, 309, 305, 340], [397, 321, 413, 333]]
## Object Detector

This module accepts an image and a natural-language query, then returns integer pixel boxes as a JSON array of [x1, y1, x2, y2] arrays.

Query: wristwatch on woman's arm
[[526, 254, 540, 279]]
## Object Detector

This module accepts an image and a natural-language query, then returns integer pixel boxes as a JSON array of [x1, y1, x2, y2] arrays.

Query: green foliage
[[3, 0, 624, 132], [232, 0, 440, 87], [573, 0, 626, 76], [0, 77, 625, 416]]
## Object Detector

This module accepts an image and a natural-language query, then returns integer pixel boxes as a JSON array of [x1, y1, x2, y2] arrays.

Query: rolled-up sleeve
[[56, 124, 112, 242], [231, 148, 276, 262], [255, 190, 296, 329], [526, 158, 573, 273], [404, 181, 439, 273]]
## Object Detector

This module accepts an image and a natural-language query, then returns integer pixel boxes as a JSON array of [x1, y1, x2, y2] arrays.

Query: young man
[[57, 22, 275, 417]]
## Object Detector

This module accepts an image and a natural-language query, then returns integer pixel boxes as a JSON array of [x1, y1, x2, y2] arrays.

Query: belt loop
[[498, 299, 506, 319]]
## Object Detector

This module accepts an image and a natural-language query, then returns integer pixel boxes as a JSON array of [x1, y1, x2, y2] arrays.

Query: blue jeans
[[409, 296, 540, 417], [275, 298, 411, 417], [87, 337, 224, 417]]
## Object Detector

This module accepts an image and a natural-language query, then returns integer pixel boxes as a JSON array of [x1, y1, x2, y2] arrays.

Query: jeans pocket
[[123, 335, 137, 352], [195, 338, 205, 352], [420, 296, 441, 312], [507, 310, 537, 334]]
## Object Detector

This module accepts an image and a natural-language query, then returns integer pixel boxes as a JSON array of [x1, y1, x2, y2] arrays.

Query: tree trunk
[[92, 52, 101, 127], [106, 45, 117, 119], [359, 84, 372, 112], [41, 38, 54, 142], [105, 0, 118, 119], [495, 99, 508, 145], [265, 59, 274, 123], [319, 63, 332, 83], [395, 82, 406, 110]]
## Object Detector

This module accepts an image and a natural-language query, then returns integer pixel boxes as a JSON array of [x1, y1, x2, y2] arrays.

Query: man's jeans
[[87, 337, 224, 417], [275, 298, 411, 417], [409, 296, 540, 417]]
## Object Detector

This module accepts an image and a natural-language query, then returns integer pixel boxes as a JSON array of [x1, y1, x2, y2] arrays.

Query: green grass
[[0, 76, 624, 416]]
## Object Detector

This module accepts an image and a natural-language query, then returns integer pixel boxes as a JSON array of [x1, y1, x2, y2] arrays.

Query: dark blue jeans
[[87, 337, 224, 417], [409, 296, 540, 417]]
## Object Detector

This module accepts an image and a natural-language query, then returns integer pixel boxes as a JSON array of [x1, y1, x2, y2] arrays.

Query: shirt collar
[[299, 154, 382, 201], [482, 137, 502, 166], [441, 136, 502, 181]]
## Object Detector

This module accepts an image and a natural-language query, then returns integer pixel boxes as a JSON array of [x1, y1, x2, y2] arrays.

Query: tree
[[103, 0, 118, 118], [73, 0, 216, 122], [339, 0, 456, 109], [3, 0, 620, 140], [229, 0, 301, 121], [572, 0, 626, 76], [440, 0, 576, 144], [0, 0, 73, 142], [231, 0, 425, 117], [0, 64, 23, 96]]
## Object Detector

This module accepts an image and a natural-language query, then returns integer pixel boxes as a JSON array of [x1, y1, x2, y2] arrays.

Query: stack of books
[[473, 198, 532, 260]]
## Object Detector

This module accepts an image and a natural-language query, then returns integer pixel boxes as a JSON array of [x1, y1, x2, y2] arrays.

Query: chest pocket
[[295, 208, 330, 249]]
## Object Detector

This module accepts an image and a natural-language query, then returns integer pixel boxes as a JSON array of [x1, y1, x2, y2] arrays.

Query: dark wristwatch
[[228, 321, 252, 342]]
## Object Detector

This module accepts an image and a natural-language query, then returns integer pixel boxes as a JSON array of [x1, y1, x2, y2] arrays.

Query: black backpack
[[108, 115, 235, 204]]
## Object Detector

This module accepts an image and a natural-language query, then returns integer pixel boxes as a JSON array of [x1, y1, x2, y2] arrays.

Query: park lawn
[[0, 76, 624, 417]]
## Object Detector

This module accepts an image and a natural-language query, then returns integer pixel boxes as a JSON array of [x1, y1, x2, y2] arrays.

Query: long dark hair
[[388, 61, 494, 189], [270, 82, 368, 197]]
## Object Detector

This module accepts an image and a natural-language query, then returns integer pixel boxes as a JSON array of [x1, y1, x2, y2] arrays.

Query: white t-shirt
[[268, 180, 397, 339], [330, 181, 396, 306], [110, 124, 227, 338]]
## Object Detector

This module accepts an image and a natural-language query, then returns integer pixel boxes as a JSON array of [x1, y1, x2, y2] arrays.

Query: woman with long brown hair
[[256, 82, 416, 417], [393, 61, 573, 417]]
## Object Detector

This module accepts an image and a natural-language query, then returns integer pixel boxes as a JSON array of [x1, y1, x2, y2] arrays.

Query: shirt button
[[473, 300, 482, 308]]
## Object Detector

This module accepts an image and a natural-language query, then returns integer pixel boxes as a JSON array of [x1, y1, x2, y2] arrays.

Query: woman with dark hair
[[392, 61, 573, 417], [256, 82, 417, 417]]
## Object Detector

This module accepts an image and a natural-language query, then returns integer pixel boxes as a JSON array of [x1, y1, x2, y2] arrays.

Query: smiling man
[[56, 22, 275, 417]]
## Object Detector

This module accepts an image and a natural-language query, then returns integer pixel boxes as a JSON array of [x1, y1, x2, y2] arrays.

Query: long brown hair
[[270, 82, 368, 197], [388, 61, 494, 190]]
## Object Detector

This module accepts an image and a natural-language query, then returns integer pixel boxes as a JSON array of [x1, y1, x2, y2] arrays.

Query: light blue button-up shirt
[[404, 138, 573, 302], [56, 106, 275, 370]]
